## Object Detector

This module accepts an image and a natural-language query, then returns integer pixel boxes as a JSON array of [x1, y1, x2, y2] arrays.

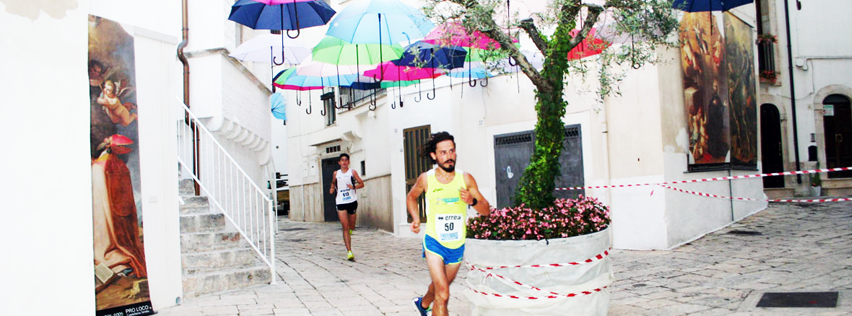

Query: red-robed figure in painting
[[92, 134, 147, 278]]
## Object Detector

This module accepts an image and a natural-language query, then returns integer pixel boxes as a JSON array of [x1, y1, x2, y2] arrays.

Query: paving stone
[[157, 201, 852, 315]]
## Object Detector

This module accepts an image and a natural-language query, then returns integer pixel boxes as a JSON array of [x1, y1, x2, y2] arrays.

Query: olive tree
[[424, 0, 680, 209]]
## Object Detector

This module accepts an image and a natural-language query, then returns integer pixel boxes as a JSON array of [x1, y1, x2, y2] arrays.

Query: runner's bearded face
[[432, 140, 456, 173]]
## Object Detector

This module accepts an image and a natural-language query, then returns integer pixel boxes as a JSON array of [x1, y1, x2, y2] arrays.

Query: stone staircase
[[178, 179, 271, 298]]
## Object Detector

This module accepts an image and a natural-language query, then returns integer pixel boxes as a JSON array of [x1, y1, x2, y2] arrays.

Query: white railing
[[176, 102, 276, 284]]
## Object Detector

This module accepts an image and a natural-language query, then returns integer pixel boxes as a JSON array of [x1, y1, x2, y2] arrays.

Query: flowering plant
[[759, 70, 778, 84], [467, 195, 610, 240], [756, 33, 778, 44]]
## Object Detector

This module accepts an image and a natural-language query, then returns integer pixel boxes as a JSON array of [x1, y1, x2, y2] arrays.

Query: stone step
[[181, 266, 271, 298], [180, 196, 210, 215], [181, 231, 244, 253], [182, 248, 260, 272], [179, 179, 195, 196], [180, 213, 227, 233]]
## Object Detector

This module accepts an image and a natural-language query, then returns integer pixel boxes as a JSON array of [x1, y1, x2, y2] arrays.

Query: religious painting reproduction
[[724, 13, 758, 168], [680, 12, 730, 170], [88, 15, 154, 316]]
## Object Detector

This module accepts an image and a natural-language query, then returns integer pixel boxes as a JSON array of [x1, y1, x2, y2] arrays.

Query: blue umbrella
[[393, 41, 466, 102], [393, 41, 466, 70], [326, 0, 434, 44], [672, 0, 753, 12], [229, 0, 336, 38], [270, 93, 286, 120]]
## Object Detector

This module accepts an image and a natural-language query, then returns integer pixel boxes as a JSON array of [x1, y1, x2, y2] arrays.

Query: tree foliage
[[423, 0, 680, 209]]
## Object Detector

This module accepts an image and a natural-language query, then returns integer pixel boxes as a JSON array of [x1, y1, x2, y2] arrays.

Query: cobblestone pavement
[[157, 201, 852, 315]]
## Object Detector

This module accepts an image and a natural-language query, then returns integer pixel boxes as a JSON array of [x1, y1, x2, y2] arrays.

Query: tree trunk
[[514, 70, 567, 209]]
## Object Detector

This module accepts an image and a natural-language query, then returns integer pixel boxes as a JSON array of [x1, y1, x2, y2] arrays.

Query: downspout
[[782, 0, 802, 184], [177, 0, 200, 195]]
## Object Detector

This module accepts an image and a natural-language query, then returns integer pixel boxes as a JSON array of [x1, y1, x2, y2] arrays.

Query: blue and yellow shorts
[[422, 234, 465, 265]]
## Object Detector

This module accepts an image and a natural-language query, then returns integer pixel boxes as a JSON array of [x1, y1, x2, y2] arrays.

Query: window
[[339, 87, 386, 110], [361, 160, 366, 176], [321, 90, 336, 126]]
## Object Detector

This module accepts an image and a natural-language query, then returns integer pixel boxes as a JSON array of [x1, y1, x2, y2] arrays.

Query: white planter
[[811, 186, 821, 197], [464, 227, 613, 316]]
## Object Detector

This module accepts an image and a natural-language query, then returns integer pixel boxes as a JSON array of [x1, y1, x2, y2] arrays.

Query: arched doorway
[[823, 94, 852, 178], [760, 104, 784, 188]]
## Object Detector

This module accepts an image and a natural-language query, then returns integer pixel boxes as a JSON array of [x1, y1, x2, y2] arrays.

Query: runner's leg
[[338, 210, 351, 251], [424, 252, 462, 316], [421, 261, 460, 309]]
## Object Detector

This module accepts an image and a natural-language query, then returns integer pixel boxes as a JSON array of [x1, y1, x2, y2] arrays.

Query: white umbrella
[[230, 34, 310, 65]]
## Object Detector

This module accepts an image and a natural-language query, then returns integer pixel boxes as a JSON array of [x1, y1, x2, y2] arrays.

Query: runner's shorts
[[422, 234, 464, 264], [336, 201, 358, 215]]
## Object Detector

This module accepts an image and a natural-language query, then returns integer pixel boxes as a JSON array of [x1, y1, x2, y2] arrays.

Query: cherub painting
[[97, 79, 137, 126]]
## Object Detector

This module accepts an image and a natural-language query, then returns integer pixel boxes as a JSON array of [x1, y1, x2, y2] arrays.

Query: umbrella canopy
[[392, 41, 467, 70], [340, 80, 418, 90], [423, 21, 518, 49], [672, 0, 753, 12], [229, 34, 310, 64], [449, 66, 490, 79], [325, 0, 434, 45], [566, 28, 611, 60], [295, 60, 363, 76], [311, 36, 404, 66], [228, 0, 336, 31], [273, 67, 358, 89], [270, 93, 286, 120], [364, 62, 445, 81]]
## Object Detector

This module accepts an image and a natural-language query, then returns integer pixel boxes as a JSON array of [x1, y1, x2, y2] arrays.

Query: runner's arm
[[351, 170, 365, 189], [462, 173, 491, 217], [406, 173, 428, 233], [329, 171, 337, 194]]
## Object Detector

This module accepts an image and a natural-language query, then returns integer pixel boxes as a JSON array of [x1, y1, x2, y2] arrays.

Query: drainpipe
[[782, 0, 802, 184], [177, 0, 200, 195]]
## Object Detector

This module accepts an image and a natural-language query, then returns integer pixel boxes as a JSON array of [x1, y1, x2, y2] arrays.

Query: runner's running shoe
[[411, 297, 430, 316], [347, 251, 355, 261]]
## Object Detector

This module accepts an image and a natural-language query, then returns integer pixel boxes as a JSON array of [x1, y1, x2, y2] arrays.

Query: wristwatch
[[470, 198, 478, 206]]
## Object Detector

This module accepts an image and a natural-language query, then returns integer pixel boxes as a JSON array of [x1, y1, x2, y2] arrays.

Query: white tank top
[[335, 168, 358, 205]]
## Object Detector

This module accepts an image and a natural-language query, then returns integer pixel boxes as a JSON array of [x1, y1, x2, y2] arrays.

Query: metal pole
[[782, 0, 802, 184]]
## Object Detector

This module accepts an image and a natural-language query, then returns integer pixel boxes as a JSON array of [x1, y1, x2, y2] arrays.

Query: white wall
[[1, 0, 184, 314], [0, 3, 95, 315]]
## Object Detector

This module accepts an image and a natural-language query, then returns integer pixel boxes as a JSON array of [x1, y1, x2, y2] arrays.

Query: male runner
[[329, 153, 365, 261], [406, 132, 491, 316]]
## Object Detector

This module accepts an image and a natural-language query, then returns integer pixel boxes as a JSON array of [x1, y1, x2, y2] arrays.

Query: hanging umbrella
[[325, 0, 435, 45], [423, 21, 517, 50], [312, 36, 404, 67], [295, 60, 363, 76], [229, 0, 336, 37], [672, 0, 753, 11], [365, 62, 445, 108], [270, 93, 287, 120], [229, 33, 310, 64], [365, 62, 444, 81], [393, 41, 467, 102], [392, 41, 467, 70], [325, 0, 435, 82], [273, 68, 359, 115], [566, 28, 611, 60]]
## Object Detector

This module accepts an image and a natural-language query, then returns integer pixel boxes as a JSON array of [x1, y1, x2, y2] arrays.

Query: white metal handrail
[[176, 101, 275, 284]]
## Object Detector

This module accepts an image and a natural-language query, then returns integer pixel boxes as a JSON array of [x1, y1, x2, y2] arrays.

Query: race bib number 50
[[436, 214, 463, 242]]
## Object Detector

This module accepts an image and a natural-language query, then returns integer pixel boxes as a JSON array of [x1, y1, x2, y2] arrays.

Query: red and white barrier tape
[[466, 248, 611, 270], [659, 184, 852, 203], [554, 166, 852, 191], [465, 249, 611, 299], [468, 286, 608, 300]]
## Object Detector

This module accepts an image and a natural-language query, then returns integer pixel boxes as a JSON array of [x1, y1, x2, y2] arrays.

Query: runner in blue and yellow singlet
[[406, 132, 491, 316]]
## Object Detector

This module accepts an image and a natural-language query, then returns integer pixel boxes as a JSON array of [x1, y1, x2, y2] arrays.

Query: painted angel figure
[[97, 79, 137, 126]]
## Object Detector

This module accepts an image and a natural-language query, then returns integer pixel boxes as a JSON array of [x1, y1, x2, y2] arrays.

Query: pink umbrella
[[364, 62, 445, 81], [423, 21, 517, 50]]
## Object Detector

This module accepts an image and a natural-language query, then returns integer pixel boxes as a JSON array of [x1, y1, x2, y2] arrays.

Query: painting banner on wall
[[680, 12, 731, 170], [725, 12, 758, 168], [88, 15, 154, 316]]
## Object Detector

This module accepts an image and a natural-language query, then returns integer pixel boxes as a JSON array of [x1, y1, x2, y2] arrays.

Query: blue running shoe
[[411, 297, 430, 316]]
